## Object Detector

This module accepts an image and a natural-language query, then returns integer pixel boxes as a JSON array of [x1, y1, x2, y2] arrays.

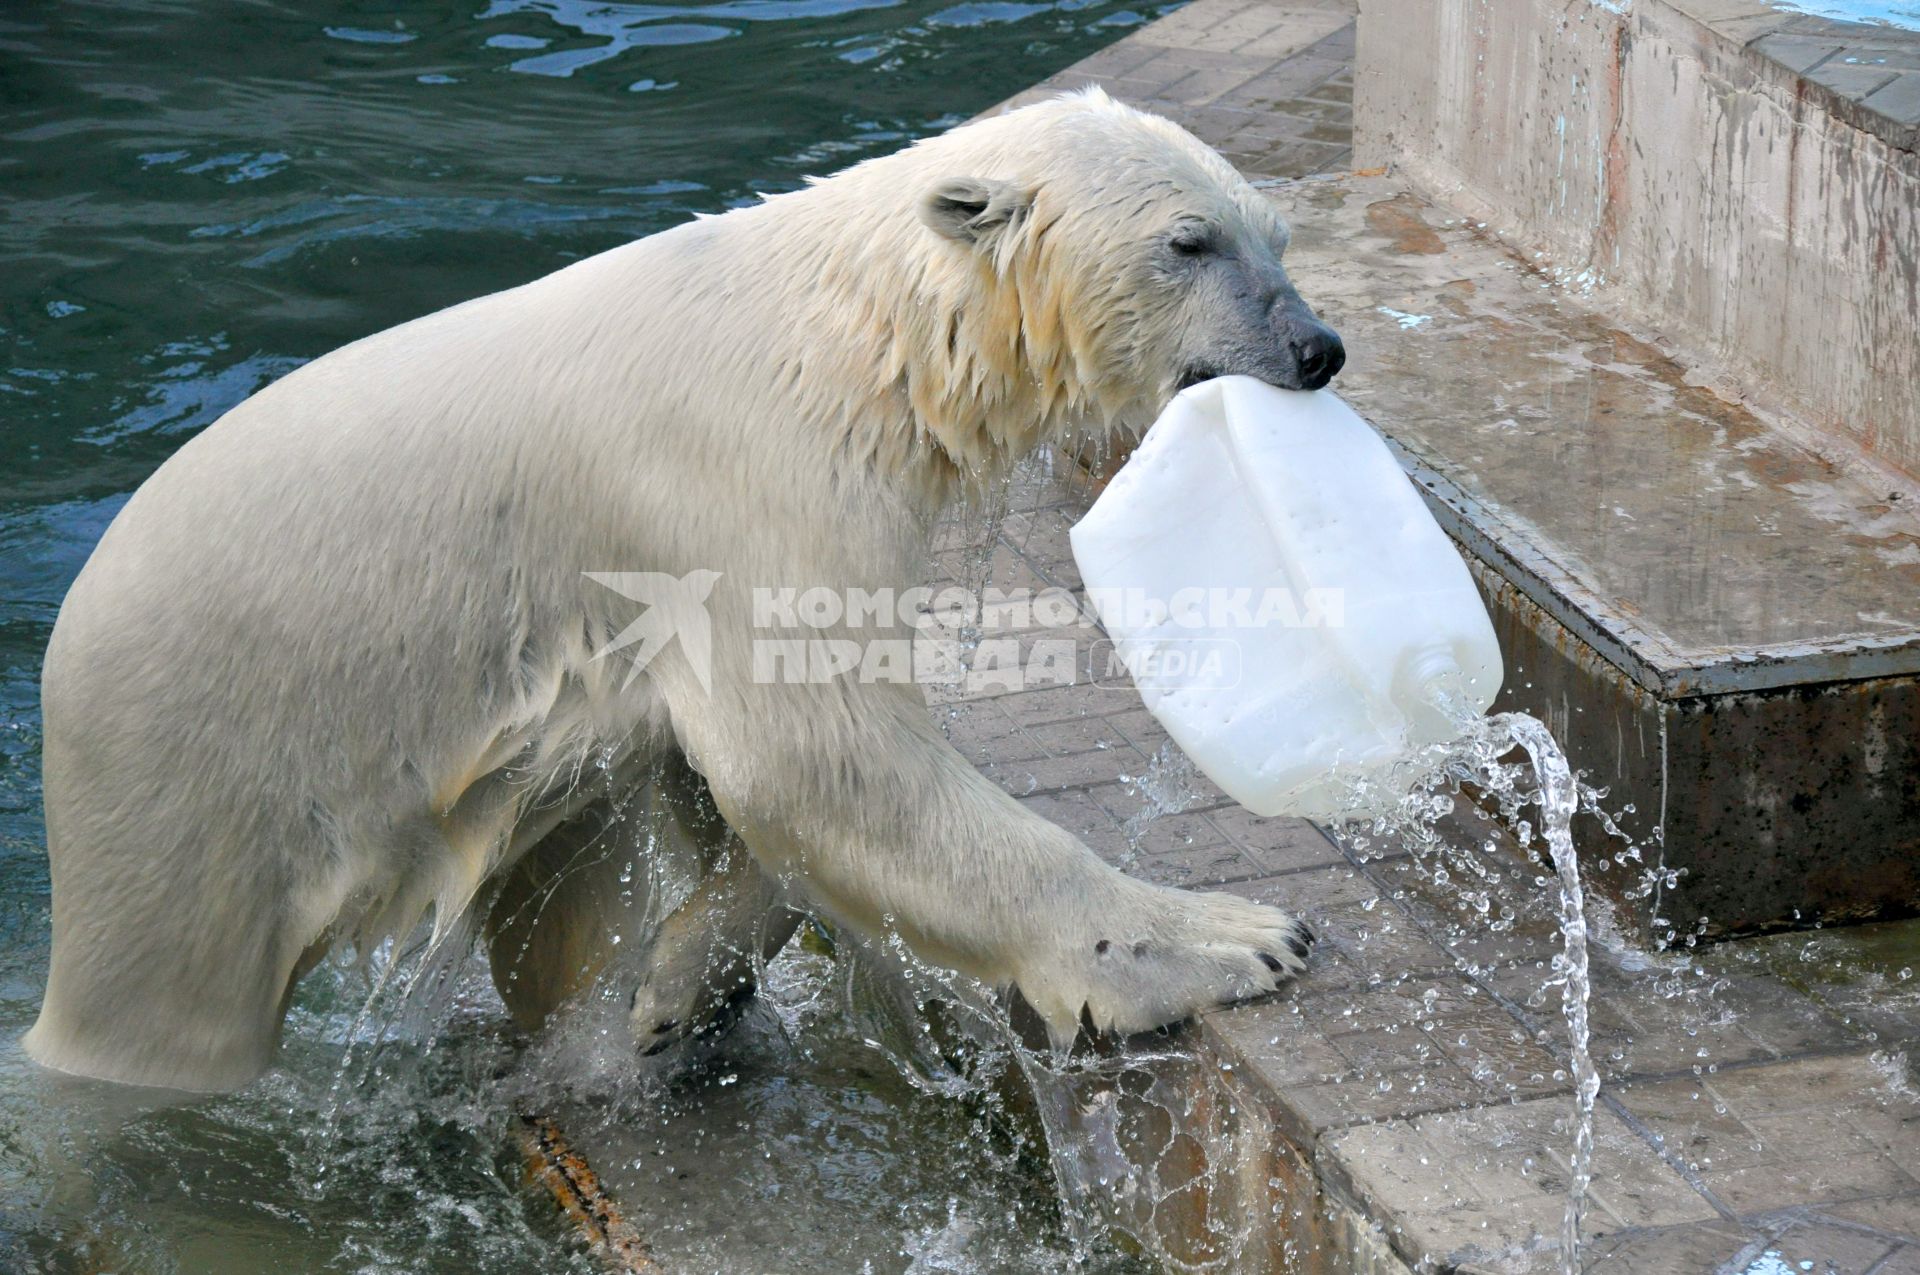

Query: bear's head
[[910, 91, 1343, 436]]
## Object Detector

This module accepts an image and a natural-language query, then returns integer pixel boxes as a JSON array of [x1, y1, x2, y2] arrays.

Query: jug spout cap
[[1396, 641, 1474, 742], [1403, 642, 1462, 691]]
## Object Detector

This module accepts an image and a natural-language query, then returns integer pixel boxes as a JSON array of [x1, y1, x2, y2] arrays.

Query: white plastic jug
[[1069, 376, 1502, 820]]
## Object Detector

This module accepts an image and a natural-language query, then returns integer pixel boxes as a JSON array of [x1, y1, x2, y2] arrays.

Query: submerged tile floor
[[962, 1, 1920, 1269]]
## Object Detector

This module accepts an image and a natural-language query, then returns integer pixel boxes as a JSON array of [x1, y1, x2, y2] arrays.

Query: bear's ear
[[919, 177, 1030, 247]]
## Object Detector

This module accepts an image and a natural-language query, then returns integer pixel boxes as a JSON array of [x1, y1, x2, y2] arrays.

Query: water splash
[[1322, 692, 1642, 1272], [1117, 742, 1208, 854], [918, 446, 1672, 1269], [1502, 713, 1599, 1271]]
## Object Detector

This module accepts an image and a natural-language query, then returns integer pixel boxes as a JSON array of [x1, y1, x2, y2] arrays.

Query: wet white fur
[[27, 90, 1306, 1091]]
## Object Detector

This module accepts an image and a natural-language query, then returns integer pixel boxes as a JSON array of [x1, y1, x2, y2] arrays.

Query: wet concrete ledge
[[928, 455, 1920, 1274], [1268, 172, 1920, 943]]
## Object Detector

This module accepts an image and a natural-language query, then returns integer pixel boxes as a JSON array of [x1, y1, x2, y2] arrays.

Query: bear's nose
[[1291, 324, 1345, 391]]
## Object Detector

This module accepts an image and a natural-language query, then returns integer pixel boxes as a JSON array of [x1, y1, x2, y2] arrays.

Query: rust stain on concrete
[[1364, 193, 1446, 254]]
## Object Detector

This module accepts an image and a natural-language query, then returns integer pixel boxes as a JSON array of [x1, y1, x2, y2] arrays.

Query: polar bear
[[26, 90, 1343, 1091]]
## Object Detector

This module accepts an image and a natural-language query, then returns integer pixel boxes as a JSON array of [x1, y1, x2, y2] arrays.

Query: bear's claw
[[1017, 886, 1313, 1045]]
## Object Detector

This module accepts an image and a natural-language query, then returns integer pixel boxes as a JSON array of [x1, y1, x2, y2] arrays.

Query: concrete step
[[1269, 172, 1920, 942], [991, 0, 1357, 180]]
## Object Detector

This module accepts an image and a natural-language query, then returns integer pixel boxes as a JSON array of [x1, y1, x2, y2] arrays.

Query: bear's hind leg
[[483, 800, 654, 1032], [627, 840, 802, 1054], [484, 753, 798, 1041], [26, 827, 318, 1093]]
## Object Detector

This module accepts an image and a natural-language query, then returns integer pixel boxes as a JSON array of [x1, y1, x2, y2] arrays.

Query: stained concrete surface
[[1355, 0, 1920, 481], [991, 0, 1356, 179], [1269, 177, 1920, 685]]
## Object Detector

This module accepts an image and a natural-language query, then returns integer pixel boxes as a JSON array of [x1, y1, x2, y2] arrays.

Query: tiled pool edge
[[938, 455, 1920, 1274]]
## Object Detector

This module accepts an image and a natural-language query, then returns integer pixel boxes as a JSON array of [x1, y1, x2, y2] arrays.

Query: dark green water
[[0, 2, 1171, 1269]]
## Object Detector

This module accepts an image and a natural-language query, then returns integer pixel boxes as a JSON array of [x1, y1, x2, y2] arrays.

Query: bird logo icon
[[584, 569, 723, 695]]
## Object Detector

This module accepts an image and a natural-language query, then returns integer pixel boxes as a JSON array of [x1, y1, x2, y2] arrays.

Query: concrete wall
[[1354, 0, 1920, 479], [1469, 554, 1920, 942]]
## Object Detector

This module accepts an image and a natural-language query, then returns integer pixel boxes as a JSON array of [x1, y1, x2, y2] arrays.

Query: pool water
[[0, 1, 1174, 1268], [1762, 0, 1920, 29]]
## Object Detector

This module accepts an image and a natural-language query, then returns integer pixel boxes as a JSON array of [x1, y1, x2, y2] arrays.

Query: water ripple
[[482, 0, 908, 77]]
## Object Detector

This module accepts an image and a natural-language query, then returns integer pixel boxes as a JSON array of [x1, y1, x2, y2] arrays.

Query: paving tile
[[1127, 843, 1268, 888], [1828, 39, 1920, 71], [1755, 33, 1849, 74], [1865, 72, 1920, 126], [1273, 975, 1570, 1108], [1101, 706, 1172, 751], [935, 698, 1050, 764], [1067, 36, 1167, 81], [1230, 138, 1353, 180], [1426, 1004, 1573, 1101], [1808, 63, 1901, 99], [1714, 12, 1805, 44], [1204, 993, 1352, 1086], [996, 506, 1078, 562], [1015, 787, 1131, 859], [992, 682, 1112, 727], [1160, 64, 1273, 109], [1705, 920, 1920, 1047], [1488, 952, 1851, 1081], [1021, 713, 1134, 758], [1174, 8, 1291, 54], [1360, 814, 1572, 972], [1242, 21, 1352, 61], [1579, 1220, 1757, 1274], [1237, 864, 1389, 914], [1616, 1054, 1920, 1216], [1664, 0, 1791, 25], [1872, 1244, 1920, 1274], [1097, 75, 1175, 106], [1761, 1221, 1900, 1274], [1085, 800, 1222, 854], [1170, 101, 1265, 141], [1206, 805, 1349, 873], [1277, 1057, 1494, 1142], [1822, 1193, 1920, 1241], [1132, 45, 1260, 76], [931, 515, 998, 554], [1304, 71, 1353, 104], [1226, 98, 1350, 135], [1236, 971, 1566, 1121], [1327, 1099, 1719, 1268], [935, 542, 1057, 595], [1303, 901, 1460, 991]]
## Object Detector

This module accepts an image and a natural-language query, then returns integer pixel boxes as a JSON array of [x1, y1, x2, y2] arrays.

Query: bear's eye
[[1168, 227, 1213, 257]]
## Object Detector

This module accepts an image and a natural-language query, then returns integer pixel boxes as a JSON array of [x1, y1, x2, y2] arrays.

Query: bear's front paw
[[1016, 886, 1313, 1044]]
